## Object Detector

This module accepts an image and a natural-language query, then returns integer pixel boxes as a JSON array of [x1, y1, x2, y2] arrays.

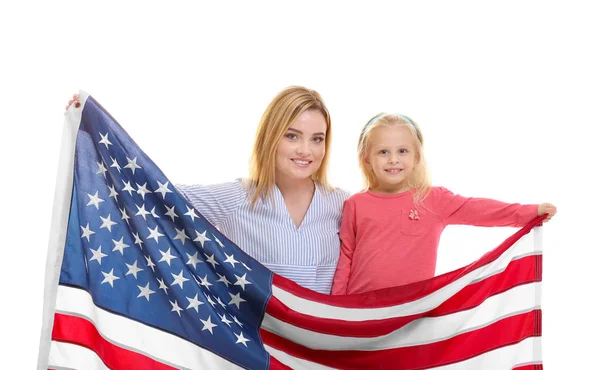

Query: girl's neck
[[370, 182, 412, 195]]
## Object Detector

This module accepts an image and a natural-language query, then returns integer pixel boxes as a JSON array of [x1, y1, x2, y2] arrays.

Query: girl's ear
[[363, 155, 371, 168]]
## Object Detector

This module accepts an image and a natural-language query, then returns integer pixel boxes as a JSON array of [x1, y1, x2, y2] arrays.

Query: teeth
[[293, 160, 310, 165]]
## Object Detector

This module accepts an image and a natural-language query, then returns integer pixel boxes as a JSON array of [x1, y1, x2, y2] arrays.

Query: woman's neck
[[275, 176, 315, 197]]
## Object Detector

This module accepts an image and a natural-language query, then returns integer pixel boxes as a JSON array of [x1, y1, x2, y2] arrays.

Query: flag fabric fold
[[38, 92, 544, 370]]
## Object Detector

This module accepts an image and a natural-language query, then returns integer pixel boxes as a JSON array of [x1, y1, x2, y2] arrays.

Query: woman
[[66, 86, 349, 293]]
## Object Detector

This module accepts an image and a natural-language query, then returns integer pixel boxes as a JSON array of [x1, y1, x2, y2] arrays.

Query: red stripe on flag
[[273, 215, 545, 309], [513, 365, 543, 370], [262, 310, 540, 370], [267, 256, 539, 337], [52, 313, 176, 370]]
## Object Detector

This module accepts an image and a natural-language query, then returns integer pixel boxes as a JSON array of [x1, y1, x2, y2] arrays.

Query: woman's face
[[275, 110, 327, 183]]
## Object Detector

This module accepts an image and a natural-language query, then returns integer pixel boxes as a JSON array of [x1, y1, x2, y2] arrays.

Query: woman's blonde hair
[[248, 86, 332, 207], [357, 113, 432, 204]]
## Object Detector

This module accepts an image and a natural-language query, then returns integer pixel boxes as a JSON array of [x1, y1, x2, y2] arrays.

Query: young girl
[[331, 113, 556, 295]]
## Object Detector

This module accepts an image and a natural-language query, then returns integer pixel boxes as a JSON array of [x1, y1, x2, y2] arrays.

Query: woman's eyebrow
[[287, 128, 325, 136]]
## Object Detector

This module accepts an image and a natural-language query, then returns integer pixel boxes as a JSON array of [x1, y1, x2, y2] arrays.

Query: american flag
[[38, 92, 544, 369]]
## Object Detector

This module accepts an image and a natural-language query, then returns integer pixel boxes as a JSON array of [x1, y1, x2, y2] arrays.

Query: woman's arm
[[176, 181, 246, 229]]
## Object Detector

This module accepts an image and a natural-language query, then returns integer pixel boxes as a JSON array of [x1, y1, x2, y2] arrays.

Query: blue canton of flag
[[45, 93, 273, 369]]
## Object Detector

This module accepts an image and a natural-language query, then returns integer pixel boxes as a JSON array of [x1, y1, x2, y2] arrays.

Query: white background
[[1, 1, 598, 368]]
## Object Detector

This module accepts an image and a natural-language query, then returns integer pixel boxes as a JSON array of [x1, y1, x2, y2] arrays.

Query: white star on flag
[[170, 300, 183, 317], [234, 273, 252, 291], [204, 253, 219, 269], [146, 226, 165, 243], [164, 205, 178, 222], [145, 255, 156, 272], [234, 332, 250, 347], [158, 248, 177, 266], [125, 260, 143, 279], [186, 293, 204, 313], [101, 268, 120, 287], [228, 292, 247, 309], [174, 228, 190, 245], [110, 156, 121, 173], [99, 214, 117, 232], [96, 161, 108, 178], [137, 283, 155, 301], [184, 205, 199, 222], [80, 223, 95, 242], [98, 132, 112, 149], [224, 253, 239, 268], [108, 184, 119, 200], [171, 270, 190, 289], [136, 182, 152, 199], [219, 313, 233, 327], [86, 191, 105, 209], [155, 180, 172, 199], [186, 252, 202, 270], [135, 204, 150, 220], [194, 230, 211, 248], [200, 316, 218, 335], [122, 180, 135, 195], [111, 237, 130, 255], [124, 156, 142, 174], [89, 245, 107, 265]]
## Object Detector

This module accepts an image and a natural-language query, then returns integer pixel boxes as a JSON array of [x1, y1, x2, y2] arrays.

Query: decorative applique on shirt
[[409, 209, 419, 220]]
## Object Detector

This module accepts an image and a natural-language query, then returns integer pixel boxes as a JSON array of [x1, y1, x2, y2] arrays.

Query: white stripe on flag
[[272, 232, 538, 321], [54, 285, 243, 370], [262, 282, 540, 350], [49, 341, 109, 370], [264, 344, 336, 370]]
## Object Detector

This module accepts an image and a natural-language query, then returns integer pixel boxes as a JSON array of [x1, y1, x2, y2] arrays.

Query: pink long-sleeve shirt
[[331, 187, 538, 295]]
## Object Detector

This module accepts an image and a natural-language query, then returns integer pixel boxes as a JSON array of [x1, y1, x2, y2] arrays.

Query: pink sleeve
[[331, 200, 357, 295], [435, 187, 538, 227]]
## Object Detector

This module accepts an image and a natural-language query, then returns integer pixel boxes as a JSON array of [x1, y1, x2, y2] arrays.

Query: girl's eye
[[285, 133, 298, 140], [400, 149, 408, 154], [312, 137, 324, 143], [379, 150, 388, 154]]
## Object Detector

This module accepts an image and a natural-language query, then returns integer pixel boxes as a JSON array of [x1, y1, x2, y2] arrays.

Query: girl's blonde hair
[[248, 86, 332, 207], [357, 113, 432, 204]]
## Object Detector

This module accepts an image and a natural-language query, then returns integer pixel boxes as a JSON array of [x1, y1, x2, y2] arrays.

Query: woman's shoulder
[[177, 178, 249, 200], [316, 183, 353, 211], [318, 184, 351, 200]]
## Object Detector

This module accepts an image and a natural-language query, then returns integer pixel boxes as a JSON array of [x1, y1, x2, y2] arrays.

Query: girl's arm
[[176, 180, 246, 229], [331, 200, 357, 295], [435, 187, 540, 227]]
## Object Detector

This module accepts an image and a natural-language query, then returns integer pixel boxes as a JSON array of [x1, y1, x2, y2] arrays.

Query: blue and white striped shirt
[[177, 180, 349, 294]]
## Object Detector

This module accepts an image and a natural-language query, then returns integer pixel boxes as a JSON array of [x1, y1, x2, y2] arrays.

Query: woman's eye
[[286, 133, 298, 140], [379, 150, 388, 154], [312, 137, 324, 143]]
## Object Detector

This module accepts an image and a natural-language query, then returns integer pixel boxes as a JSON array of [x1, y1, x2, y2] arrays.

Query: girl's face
[[275, 110, 327, 184], [365, 125, 417, 193]]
